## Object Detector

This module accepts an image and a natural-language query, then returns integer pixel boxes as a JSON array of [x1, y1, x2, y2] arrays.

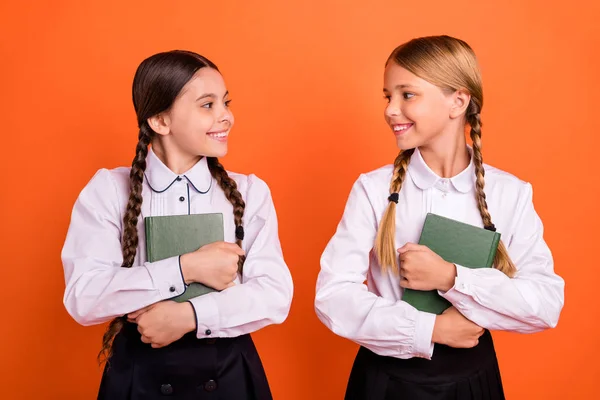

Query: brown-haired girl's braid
[[375, 148, 415, 273], [98, 124, 153, 365], [121, 124, 153, 269], [467, 107, 516, 277], [207, 157, 246, 272]]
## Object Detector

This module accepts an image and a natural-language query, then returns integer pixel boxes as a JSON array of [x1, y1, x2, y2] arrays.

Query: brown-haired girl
[[315, 36, 564, 399], [62, 50, 293, 399]]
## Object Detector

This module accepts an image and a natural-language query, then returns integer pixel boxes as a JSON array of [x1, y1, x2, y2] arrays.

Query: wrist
[[180, 253, 197, 285], [181, 301, 197, 334], [439, 262, 457, 292], [432, 314, 446, 345]]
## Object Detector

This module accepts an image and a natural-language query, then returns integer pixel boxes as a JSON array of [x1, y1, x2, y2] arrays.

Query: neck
[[151, 138, 202, 174], [419, 126, 470, 178]]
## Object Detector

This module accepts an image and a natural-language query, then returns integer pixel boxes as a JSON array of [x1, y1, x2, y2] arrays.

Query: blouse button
[[179, 196, 185, 202], [160, 383, 173, 395]]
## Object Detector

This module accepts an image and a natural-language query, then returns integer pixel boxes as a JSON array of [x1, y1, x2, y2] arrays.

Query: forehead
[[180, 67, 227, 98], [383, 63, 421, 86]]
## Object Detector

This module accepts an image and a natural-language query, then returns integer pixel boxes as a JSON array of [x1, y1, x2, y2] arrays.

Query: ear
[[147, 113, 171, 136], [449, 89, 471, 119]]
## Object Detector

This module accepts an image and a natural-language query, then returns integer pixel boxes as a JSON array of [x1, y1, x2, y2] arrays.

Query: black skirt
[[345, 330, 505, 400], [98, 322, 272, 400]]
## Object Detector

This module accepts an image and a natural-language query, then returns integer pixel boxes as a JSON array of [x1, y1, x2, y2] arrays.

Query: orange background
[[1, 0, 598, 399]]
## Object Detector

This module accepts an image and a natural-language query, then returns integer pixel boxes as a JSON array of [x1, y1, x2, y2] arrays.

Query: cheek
[[170, 108, 210, 136], [171, 114, 213, 146], [403, 103, 427, 122], [196, 113, 215, 133], [407, 101, 446, 129], [180, 115, 214, 143]]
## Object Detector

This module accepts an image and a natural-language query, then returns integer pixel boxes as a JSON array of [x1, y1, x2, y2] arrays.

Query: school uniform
[[62, 148, 293, 399], [315, 147, 564, 399]]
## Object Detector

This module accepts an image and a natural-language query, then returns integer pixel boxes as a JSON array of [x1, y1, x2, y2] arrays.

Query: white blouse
[[315, 147, 564, 359], [62, 148, 293, 339]]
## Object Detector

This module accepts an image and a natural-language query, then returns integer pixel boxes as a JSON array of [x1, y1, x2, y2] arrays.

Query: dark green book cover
[[401, 213, 501, 314], [145, 213, 224, 302]]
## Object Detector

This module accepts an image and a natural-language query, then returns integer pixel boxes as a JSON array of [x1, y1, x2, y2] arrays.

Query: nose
[[385, 98, 401, 118], [218, 105, 233, 126]]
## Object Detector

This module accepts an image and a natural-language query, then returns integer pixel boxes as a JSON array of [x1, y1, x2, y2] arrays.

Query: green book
[[401, 213, 501, 315], [145, 213, 224, 302]]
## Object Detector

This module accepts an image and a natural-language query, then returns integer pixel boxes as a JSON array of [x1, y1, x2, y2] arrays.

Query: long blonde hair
[[375, 35, 516, 278]]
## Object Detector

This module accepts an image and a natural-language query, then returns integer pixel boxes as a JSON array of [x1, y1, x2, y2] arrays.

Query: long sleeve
[[315, 175, 436, 360], [440, 182, 565, 332], [61, 169, 186, 326], [188, 176, 293, 338]]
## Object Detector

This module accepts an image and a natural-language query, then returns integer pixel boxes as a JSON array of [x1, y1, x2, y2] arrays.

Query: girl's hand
[[398, 243, 456, 291], [180, 241, 243, 290], [432, 306, 485, 348], [128, 301, 197, 348]]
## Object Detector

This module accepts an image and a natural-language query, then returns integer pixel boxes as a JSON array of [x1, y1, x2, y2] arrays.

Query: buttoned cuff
[[439, 264, 473, 302], [413, 311, 436, 359], [188, 294, 220, 338], [145, 256, 186, 299]]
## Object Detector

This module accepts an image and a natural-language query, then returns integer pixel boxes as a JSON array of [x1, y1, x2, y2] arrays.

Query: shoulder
[[72, 166, 131, 223], [225, 171, 275, 220], [339, 165, 396, 211], [226, 171, 272, 198], [351, 164, 395, 194], [484, 163, 531, 193], [80, 167, 130, 200], [484, 163, 534, 214], [361, 164, 394, 184]]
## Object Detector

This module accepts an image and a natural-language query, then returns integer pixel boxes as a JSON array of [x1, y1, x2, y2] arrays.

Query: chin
[[205, 144, 228, 158], [395, 137, 417, 151]]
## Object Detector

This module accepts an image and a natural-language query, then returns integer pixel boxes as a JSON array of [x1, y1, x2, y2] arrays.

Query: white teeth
[[209, 132, 228, 138], [394, 125, 410, 132]]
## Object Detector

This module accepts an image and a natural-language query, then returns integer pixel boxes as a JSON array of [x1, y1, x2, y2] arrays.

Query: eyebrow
[[383, 84, 417, 92], [196, 91, 229, 101]]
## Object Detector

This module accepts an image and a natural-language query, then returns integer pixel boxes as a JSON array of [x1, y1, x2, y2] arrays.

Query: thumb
[[225, 282, 236, 289], [442, 306, 455, 315], [224, 242, 245, 257], [232, 245, 245, 257], [398, 242, 414, 254], [128, 304, 154, 320]]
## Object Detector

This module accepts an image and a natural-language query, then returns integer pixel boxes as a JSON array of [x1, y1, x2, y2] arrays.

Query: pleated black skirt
[[98, 322, 272, 400], [345, 330, 505, 400]]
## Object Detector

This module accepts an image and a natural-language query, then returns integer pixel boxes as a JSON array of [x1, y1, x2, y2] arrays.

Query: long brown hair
[[375, 36, 516, 278], [99, 50, 246, 365]]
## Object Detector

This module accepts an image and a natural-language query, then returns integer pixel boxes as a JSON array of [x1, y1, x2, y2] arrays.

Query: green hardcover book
[[401, 213, 501, 315], [145, 213, 224, 302]]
